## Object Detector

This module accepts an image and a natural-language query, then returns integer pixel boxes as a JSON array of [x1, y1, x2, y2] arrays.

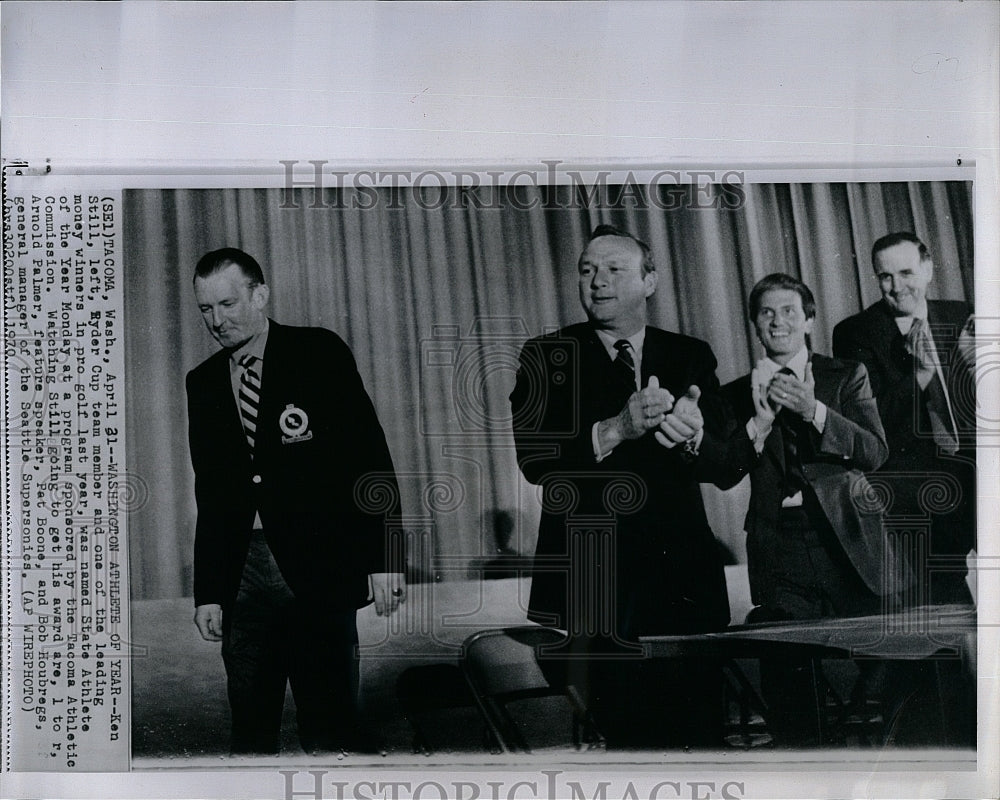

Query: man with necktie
[[186, 247, 404, 755], [833, 232, 976, 607], [699, 272, 909, 745], [510, 225, 730, 747]]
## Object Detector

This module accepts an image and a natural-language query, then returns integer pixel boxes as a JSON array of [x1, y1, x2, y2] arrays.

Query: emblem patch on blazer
[[279, 404, 313, 444]]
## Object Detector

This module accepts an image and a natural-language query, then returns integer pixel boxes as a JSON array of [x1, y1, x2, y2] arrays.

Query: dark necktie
[[776, 366, 807, 496], [613, 339, 637, 391], [238, 354, 261, 454], [905, 318, 959, 454]]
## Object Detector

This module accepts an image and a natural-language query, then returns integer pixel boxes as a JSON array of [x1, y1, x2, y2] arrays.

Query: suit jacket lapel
[[581, 326, 633, 410], [642, 326, 683, 394], [257, 319, 284, 449], [763, 417, 785, 475], [639, 326, 657, 387], [926, 301, 960, 363], [809, 354, 836, 406], [876, 302, 913, 371]]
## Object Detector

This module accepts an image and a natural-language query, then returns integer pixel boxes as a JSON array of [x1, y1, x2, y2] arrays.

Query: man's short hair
[[748, 273, 817, 320], [871, 232, 932, 266], [194, 247, 266, 286], [585, 224, 655, 274]]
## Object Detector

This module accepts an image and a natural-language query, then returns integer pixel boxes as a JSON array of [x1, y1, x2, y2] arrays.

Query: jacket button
[[252, 474, 262, 484]]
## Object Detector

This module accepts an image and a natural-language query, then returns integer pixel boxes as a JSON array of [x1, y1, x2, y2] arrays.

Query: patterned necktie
[[905, 318, 959, 454], [613, 339, 637, 391], [776, 366, 807, 495], [238, 354, 261, 454]]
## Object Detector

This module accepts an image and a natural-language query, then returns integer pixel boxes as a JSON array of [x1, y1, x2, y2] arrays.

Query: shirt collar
[[595, 326, 646, 362], [229, 319, 269, 368], [762, 345, 809, 381], [892, 299, 928, 335]]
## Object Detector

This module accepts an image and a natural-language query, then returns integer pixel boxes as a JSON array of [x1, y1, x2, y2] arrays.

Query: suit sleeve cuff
[[811, 400, 827, 433], [593, 421, 609, 462], [746, 418, 769, 453]]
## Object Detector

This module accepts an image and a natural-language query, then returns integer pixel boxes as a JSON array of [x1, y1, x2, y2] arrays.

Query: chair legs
[[564, 684, 606, 751], [396, 663, 483, 755]]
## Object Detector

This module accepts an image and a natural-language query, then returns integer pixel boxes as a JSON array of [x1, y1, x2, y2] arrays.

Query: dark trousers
[[222, 531, 362, 755], [877, 659, 975, 747], [887, 457, 975, 606], [750, 498, 881, 747], [587, 654, 724, 749], [541, 626, 724, 750], [753, 498, 882, 620]]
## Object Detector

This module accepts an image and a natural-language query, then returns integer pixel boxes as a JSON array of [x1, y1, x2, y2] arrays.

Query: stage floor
[[142, 568, 945, 766]]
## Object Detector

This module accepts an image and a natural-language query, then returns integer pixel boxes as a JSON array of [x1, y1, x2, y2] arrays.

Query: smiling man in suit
[[699, 273, 908, 745], [186, 247, 403, 755], [701, 273, 906, 619], [510, 225, 730, 747], [832, 232, 975, 607]]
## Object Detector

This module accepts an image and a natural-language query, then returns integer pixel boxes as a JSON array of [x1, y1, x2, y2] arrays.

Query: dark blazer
[[699, 354, 908, 604], [832, 299, 975, 473], [510, 322, 731, 638], [186, 320, 399, 617]]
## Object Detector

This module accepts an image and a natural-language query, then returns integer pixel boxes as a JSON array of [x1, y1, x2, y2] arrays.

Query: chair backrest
[[462, 626, 565, 696]]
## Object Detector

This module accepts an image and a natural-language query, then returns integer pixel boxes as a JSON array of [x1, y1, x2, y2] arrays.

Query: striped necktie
[[238, 354, 261, 453], [906, 318, 959, 453], [613, 339, 637, 391]]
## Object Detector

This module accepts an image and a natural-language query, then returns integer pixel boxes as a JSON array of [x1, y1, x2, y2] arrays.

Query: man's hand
[[194, 603, 223, 642], [768, 362, 817, 420], [655, 385, 703, 448], [616, 376, 675, 440], [369, 572, 407, 617]]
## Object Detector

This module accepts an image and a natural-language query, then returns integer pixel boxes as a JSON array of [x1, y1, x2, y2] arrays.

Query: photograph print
[[120, 170, 977, 763]]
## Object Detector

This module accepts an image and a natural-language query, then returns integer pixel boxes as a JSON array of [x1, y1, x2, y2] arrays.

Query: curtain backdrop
[[123, 181, 973, 600]]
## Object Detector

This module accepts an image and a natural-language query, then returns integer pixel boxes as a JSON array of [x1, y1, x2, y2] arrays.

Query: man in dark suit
[[701, 273, 903, 619], [699, 273, 907, 745], [186, 247, 403, 755], [833, 232, 975, 606], [509, 225, 730, 747]]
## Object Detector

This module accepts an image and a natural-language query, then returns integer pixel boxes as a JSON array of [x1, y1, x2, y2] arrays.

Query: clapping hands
[[752, 360, 817, 435], [768, 361, 817, 420], [617, 376, 675, 440], [654, 384, 703, 448]]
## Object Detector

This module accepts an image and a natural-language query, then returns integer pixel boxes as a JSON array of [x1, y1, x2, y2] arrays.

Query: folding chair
[[460, 626, 604, 753]]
